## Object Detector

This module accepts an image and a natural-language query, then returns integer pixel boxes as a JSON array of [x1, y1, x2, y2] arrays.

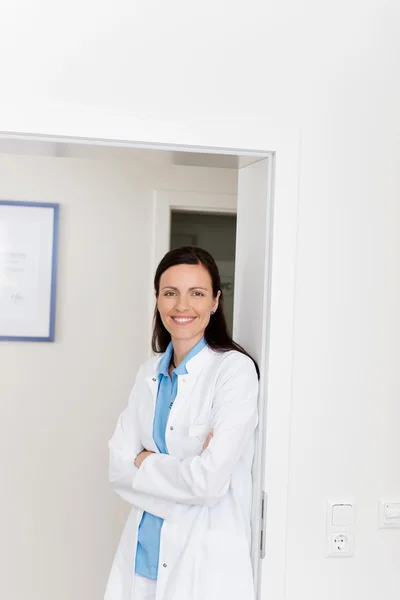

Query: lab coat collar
[[173, 337, 207, 376], [147, 343, 215, 381], [184, 342, 211, 374], [158, 342, 174, 376]]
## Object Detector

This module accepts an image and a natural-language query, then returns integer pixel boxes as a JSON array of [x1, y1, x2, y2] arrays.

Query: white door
[[233, 157, 273, 599]]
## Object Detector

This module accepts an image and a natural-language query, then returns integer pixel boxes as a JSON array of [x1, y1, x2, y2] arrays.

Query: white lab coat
[[105, 345, 259, 600]]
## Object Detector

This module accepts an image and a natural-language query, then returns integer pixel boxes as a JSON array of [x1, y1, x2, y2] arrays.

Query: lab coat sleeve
[[132, 353, 259, 507], [108, 365, 175, 519]]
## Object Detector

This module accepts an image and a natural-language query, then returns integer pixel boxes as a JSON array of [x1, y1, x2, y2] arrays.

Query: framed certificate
[[0, 201, 60, 341]]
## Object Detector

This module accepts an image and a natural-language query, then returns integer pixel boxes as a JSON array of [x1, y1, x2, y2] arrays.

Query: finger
[[203, 432, 213, 450]]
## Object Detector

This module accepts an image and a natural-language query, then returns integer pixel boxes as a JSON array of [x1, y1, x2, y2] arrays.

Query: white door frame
[[233, 156, 275, 597], [152, 189, 237, 270], [0, 129, 300, 600]]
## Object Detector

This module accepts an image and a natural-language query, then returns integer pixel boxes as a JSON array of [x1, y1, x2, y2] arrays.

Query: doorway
[[170, 210, 237, 333], [0, 133, 299, 600]]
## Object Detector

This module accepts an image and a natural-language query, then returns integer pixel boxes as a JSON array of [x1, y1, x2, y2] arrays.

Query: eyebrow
[[161, 286, 209, 291]]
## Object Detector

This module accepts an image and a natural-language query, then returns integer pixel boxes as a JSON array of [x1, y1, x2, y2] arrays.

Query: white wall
[[0, 153, 237, 600], [1, 1, 400, 599]]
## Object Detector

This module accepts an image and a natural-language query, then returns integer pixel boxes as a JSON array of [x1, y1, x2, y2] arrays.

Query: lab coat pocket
[[185, 423, 211, 456], [188, 423, 210, 440], [201, 531, 255, 600]]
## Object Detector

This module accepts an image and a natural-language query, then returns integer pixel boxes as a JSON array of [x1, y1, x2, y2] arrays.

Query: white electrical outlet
[[328, 532, 353, 557], [325, 500, 355, 558]]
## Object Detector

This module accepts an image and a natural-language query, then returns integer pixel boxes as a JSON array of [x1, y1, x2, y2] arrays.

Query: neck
[[171, 334, 203, 366]]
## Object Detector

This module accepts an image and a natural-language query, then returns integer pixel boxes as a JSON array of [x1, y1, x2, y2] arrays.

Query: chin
[[172, 329, 197, 339], [172, 327, 203, 341]]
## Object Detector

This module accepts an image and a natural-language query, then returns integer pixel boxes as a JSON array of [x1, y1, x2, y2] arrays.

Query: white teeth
[[173, 317, 194, 323]]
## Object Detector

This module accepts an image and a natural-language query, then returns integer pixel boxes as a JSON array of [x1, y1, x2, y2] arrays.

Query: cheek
[[157, 304, 172, 330], [198, 303, 213, 321], [156, 299, 175, 328], [156, 297, 168, 315]]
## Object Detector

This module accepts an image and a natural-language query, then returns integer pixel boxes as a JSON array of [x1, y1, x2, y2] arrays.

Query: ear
[[213, 290, 221, 312]]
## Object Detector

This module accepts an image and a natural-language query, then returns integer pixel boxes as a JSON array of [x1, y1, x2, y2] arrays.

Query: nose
[[175, 295, 191, 312]]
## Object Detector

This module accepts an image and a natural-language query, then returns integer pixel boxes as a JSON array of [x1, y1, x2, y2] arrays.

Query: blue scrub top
[[135, 337, 207, 580]]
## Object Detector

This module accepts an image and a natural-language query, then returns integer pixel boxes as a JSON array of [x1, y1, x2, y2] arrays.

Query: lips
[[171, 317, 196, 325]]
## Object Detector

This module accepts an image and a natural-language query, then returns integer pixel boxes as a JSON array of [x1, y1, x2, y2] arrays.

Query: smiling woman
[[151, 247, 259, 375], [105, 246, 260, 600], [157, 262, 219, 356], [156, 264, 219, 365]]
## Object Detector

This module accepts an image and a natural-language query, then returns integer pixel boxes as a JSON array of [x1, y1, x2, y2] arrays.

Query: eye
[[192, 291, 204, 297], [164, 291, 177, 296]]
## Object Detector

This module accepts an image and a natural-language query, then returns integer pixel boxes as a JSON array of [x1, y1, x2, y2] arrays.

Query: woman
[[105, 246, 259, 600]]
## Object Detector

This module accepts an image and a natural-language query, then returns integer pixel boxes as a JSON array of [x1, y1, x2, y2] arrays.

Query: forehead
[[160, 263, 212, 288]]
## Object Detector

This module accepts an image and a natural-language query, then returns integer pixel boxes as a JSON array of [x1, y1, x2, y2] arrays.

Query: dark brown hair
[[152, 246, 259, 377]]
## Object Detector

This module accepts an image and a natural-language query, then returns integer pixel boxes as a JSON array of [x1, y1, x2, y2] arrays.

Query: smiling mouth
[[171, 317, 196, 325]]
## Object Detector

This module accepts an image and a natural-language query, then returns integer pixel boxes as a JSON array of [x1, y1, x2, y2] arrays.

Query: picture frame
[[0, 200, 60, 342]]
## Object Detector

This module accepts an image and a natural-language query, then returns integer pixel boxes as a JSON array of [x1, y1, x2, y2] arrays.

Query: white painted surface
[[233, 157, 274, 597], [0, 139, 259, 168], [0, 153, 237, 600], [1, 1, 400, 599], [153, 190, 236, 270]]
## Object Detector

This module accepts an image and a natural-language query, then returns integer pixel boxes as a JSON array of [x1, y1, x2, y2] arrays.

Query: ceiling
[[0, 137, 264, 169]]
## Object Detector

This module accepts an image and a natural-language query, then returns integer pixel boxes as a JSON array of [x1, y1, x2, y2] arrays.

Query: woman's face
[[157, 263, 220, 345]]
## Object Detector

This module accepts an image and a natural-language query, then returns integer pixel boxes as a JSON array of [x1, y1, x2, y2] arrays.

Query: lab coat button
[[169, 426, 174, 431], [152, 378, 157, 382], [163, 563, 167, 568]]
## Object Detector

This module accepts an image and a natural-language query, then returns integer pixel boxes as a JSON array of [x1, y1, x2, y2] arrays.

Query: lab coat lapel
[[143, 372, 159, 452], [170, 373, 194, 415], [170, 346, 216, 415], [144, 354, 163, 408]]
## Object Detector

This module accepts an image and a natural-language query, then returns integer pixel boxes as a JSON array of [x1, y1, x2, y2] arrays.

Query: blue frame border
[[0, 200, 60, 342]]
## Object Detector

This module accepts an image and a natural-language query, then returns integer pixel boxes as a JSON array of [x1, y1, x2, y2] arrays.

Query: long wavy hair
[[152, 246, 259, 378]]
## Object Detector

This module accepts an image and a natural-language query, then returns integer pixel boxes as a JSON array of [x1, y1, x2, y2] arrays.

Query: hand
[[134, 450, 154, 468], [202, 429, 213, 451]]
